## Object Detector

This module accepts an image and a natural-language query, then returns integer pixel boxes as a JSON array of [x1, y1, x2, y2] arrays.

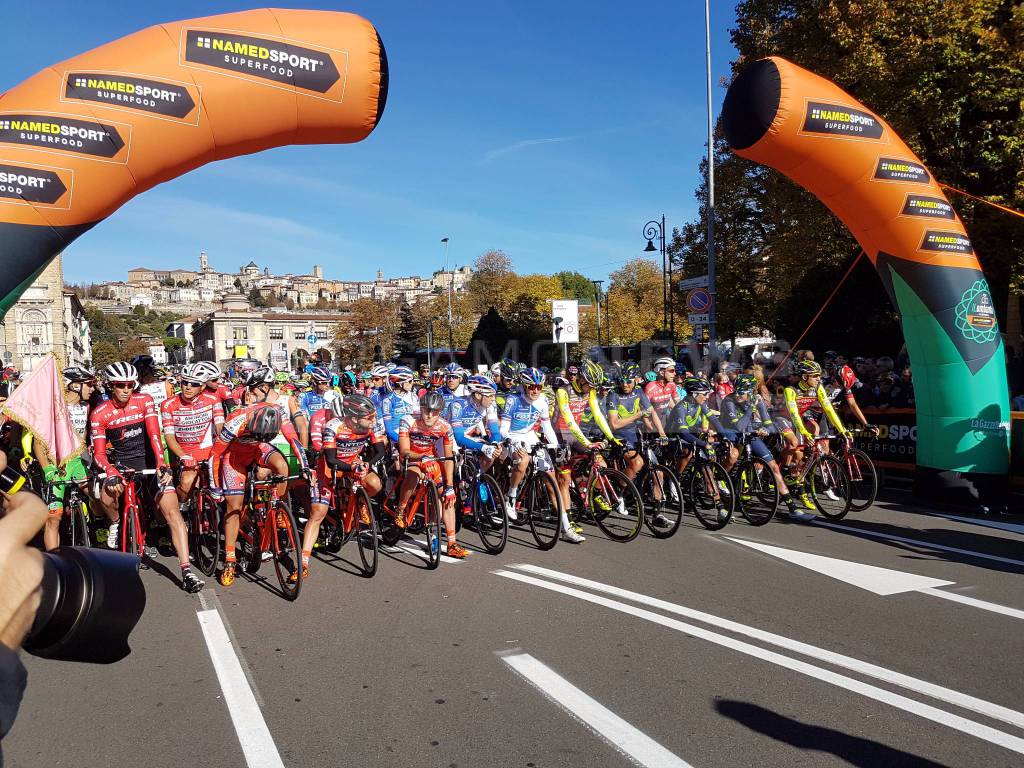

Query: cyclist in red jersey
[[644, 357, 680, 422], [395, 391, 466, 558], [299, 395, 385, 579], [162, 364, 224, 504], [209, 403, 309, 587], [91, 362, 203, 593]]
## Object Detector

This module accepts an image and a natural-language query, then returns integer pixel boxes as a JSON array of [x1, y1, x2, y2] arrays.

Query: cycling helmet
[[370, 365, 390, 379], [194, 361, 222, 381], [63, 366, 96, 384], [579, 359, 606, 387], [420, 390, 445, 413], [615, 363, 640, 384], [430, 370, 445, 387], [245, 367, 276, 387], [498, 359, 518, 380], [103, 361, 138, 383], [520, 367, 545, 386], [341, 393, 376, 420], [653, 357, 675, 372], [309, 366, 332, 383], [129, 354, 155, 371], [246, 405, 282, 442], [733, 374, 757, 395], [567, 364, 579, 377], [179, 363, 206, 385], [796, 360, 823, 377], [466, 375, 496, 396], [341, 370, 358, 387], [684, 376, 713, 394], [443, 362, 464, 377], [644, 371, 657, 382], [389, 366, 415, 386]]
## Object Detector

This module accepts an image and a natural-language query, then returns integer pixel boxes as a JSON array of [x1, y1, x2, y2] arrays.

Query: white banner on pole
[[552, 299, 579, 344]]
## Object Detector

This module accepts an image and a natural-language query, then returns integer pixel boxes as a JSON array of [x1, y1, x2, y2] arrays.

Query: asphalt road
[[7, 492, 1024, 768]]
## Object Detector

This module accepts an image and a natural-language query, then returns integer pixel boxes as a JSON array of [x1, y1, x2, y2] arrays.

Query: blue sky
[[2, 1, 738, 285]]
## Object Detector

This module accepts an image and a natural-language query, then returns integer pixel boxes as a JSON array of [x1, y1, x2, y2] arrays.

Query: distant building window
[[269, 327, 284, 340], [232, 327, 248, 340], [293, 330, 305, 340]]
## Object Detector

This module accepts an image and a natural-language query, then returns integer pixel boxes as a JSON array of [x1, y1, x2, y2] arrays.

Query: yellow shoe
[[800, 493, 815, 510], [288, 565, 309, 583], [219, 562, 236, 587], [359, 506, 372, 526], [393, 509, 407, 530]]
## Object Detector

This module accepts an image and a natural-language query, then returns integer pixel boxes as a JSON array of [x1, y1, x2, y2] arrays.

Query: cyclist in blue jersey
[[439, 363, 467, 407], [445, 375, 504, 470], [299, 366, 339, 421], [606, 362, 667, 479], [382, 366, 419, 442], [665, 376, 729, 524], [501, 367, 570, 535]]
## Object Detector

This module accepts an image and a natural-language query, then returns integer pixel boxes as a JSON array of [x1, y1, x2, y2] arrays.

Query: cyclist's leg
[[154, 478, 191, 568], [176, 465, 198, 504], [44, 485, 63, 551], [397, 465, 423, 521], [301, 467, 333, 570], [220, 446, 255, 576], [622, 445, 643, 481]]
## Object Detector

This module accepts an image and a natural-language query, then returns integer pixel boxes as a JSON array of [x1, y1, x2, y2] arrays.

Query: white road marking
[[396, 541, 463, 564], [931, 513, 1024, 537], [724, 536, 954, 594], [501, 652, 695, 768], [810, 520, 1024, 568], [500, 565, 1024, 734], [725, 537, 1024, 621], [196, 608, 285, 768], [919, 587, 1024, 621]]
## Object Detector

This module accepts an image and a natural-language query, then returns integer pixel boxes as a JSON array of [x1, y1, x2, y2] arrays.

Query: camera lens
[[24, 547, 146, 664]]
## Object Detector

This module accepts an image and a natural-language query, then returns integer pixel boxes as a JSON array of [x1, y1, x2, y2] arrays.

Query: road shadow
[[809, 518, 1024, 576], [715, 699, 953, 767]]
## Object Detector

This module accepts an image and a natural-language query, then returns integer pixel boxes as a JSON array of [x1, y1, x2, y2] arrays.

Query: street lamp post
[[591, 280, 604, 347], [644, 215, 674, 342], [441, 237, 454, 358]]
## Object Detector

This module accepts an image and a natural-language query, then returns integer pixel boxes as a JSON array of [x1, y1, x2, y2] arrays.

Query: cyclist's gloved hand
[[302, 466, 315, 485], [42, 464, 58, 483], [443, 485, 456, 502], [158, 465, 173, 483], [180, 455, 198, 470], [481, 444, 496, 459], [209, 486, 224, 500]]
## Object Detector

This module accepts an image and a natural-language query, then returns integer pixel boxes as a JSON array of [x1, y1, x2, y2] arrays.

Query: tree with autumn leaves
[[329, 249, 675, 367]]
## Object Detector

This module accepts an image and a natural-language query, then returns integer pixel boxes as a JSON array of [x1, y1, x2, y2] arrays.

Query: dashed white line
[[501, 652, 695, 768]]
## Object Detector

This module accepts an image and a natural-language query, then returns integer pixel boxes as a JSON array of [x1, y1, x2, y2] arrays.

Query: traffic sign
[[552, 299, 579, 344], [686, 287, 712, 314], [306, 333, 318, 346], [678, 274, 709, 291], [688, 313, 709, 325]]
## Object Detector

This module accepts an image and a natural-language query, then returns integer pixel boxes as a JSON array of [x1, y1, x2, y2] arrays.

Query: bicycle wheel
[[589, 467, 643, 542], [641, 464, 683, 539], [124, 506, 142, 558], [735, 457, 778, 527], [63, 494, 90, 547], [524, 472, 561, 550], [424, 483, 443, 570], [689, 460, 735, 530], [473, 474, 507, 554], [271, 500, 302, 600], [192, 493, 221, 577], [239, 515, 262, 575], [353, 486, 378, 577], [846, 449, 878, 512], [808, 454, 851, 520]]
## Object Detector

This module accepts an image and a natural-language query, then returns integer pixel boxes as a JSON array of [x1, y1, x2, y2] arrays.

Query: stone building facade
[[0, 254, 92, 373]]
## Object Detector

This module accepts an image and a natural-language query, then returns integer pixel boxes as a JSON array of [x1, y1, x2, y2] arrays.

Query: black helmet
[[129, 354, 155, 371], [63, 366, 96, 384], [342, 393, 376, 420], [684, 376, 713, 395], [615, 362, 640, 384], [420, 390, 445, 413], [246, 405, 282, 442], [245, 366, 276, 387]]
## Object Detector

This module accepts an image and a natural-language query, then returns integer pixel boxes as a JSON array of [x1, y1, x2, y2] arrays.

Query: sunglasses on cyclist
[[422, 408, 443, 416], [110, 382, 135, 389], [525, 384, 543, 391], [180, 380, 203, 387]]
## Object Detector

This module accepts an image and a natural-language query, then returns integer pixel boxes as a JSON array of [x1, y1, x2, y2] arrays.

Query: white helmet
[[103, 361, 138, 383], [653, 357, 675, 372], [194, 361, 222, 381], [370, 364, 390, 378], [179, 363, 207, 384]]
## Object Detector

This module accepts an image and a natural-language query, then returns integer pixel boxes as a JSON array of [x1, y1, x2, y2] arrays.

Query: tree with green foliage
[[555, 271, 597, 302]]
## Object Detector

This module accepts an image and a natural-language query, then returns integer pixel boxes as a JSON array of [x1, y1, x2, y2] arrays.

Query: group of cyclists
[[0, 347, 875, 597]]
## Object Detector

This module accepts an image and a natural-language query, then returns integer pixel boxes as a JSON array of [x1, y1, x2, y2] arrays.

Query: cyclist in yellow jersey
[[553, 359, 619, 535], [779, 360, 850, 505]]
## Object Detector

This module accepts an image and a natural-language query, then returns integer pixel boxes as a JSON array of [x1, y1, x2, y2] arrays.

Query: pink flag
[[1, 355, 81, 465]]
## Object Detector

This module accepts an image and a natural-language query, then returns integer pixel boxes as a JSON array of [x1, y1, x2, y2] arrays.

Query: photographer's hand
[[0, 452, 47, 651]]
